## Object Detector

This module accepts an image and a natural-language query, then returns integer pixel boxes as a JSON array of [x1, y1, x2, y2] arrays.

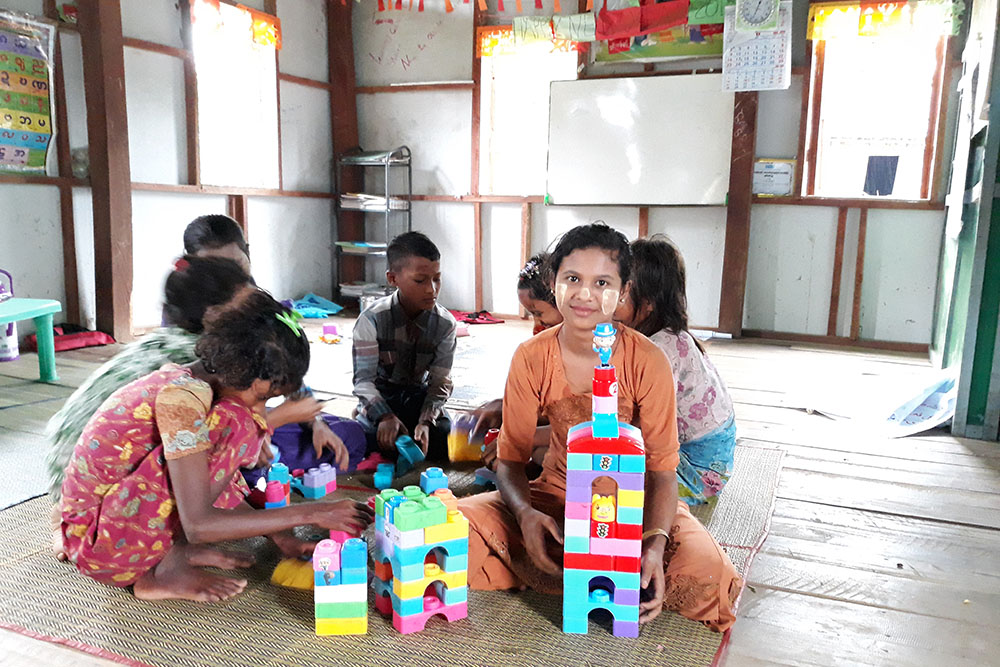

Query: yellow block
[[617, 489, 644, 508], [393, 565, 468, 599], [316, 617, 367, 635], [424, 510, 469, 544]]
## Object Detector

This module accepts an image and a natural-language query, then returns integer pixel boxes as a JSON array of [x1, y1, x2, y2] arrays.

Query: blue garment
[[676, 414, 736, 506]]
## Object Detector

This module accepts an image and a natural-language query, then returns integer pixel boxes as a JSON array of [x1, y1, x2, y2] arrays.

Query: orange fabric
[[497, 325, 681, 485], [458, 489, 740, 631]]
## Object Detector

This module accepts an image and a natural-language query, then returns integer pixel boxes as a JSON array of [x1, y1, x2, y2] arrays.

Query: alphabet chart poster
[[722, 1, 791, 92], [0, 11, 55, 174]]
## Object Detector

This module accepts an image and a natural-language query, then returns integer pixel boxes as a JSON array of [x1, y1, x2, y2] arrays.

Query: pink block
[[326, 478, 337, 493], [565, 501, 591, 520], [323, 324, 340, 336], [329, 530, 352, 544], [392, 599, 468, 634], [590, 537, 641, 558]]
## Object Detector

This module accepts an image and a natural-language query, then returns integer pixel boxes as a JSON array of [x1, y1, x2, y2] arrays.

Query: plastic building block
[[565, 501, 591, 520], [593, 454, 618, 472], [591, 537, 640, 558], [269, 462, 291, 485], [392, 563, 467, 599], [264, 480, 288, 509], [564, 536, 590, 553], [567, 452, 592, 471], [564, 518, 590, 539], [293, 462, 337, 499], [375, 488, 401, 517], [341, 538, 367, 569], [392, 599, 468, 635], [616, 505, 643, 525], [447, 414, 481, 462], [395, 435, 425, 475], [474, 466, 497, 488], [313, 537, 368, 636], [322, 324, 340, 336], [316, 617, 367, 636], [393, 496, 447, 533], [563, 552, 613, 570], [618, 454, 646, 473], [374, 463, 395, 491], [617, 489, 644, 508], [432, 488, 458, 511], [315, 601, 367, 618], [420, 467, 449, 495], [591, 412, 620, 439], [424, 510, 469, 543]]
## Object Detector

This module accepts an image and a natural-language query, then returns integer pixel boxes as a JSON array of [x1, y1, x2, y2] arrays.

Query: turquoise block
[[591, 414, 620, 439], [371, 576, 391, 597], [616, 505, 643, 525], [441, 585, 468, 605], [563, 568, 641, 591], [563, 615, 589, 634], [315, 571, 341, 586], [393, 537, 468, 568], [593, 454, 618, 472], [375, 515, 384, 533], [342, 539, 368, 569], [438, 553, 467, 573], [341, 567, 367, 585], [564, 536, 590, 553], [392, 589, 424, 616], [618, 454, 646, 473], [390, 560, 425, 582], [567, 452, 592, 471]]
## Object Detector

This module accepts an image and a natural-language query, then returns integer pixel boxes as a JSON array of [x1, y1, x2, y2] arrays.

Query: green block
[[315, 601, 368, 618], [393, 496, 447, 532], [375, 488, 401, 517], [403, 485, 425, 501]]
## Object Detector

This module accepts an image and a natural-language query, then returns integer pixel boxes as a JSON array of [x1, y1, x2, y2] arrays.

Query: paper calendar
[[722, 1, 792, 92]]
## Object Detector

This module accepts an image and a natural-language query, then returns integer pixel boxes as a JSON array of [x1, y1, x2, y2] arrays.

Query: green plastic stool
[[0, 297, 62, 382]]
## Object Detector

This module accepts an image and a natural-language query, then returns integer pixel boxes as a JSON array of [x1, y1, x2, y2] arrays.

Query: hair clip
[[275, 310, 304, 338], [174, 258, 190, 271]]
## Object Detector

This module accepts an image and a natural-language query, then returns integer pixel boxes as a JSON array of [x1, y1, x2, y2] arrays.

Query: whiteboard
[[546, 74, 735, 205]]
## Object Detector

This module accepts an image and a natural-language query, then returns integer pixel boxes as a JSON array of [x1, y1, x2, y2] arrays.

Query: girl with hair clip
[[58, 289, 373, 602], [457, 223, 741, 632], [616, 236, 736, 506]]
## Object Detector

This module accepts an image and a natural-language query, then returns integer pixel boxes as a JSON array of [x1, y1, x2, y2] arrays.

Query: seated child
[[457, 223, 740, 631], [183, 213, 252, 275], [59, 288, 373, 602], [353, 231, 457, 460], [615, 237, 736, 505]]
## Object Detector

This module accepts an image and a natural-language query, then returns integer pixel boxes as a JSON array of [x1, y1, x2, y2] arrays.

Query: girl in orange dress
[[457, 223, 741, 631], [60, 289, 373, 602]]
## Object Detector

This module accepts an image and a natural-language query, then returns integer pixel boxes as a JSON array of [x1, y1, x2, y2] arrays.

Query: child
[[59, 289, 374, 602], [456, 223, 740, 631], [353, 231, 457, 460], [616, 237, 736, 505], [517, 253, 562, 335], [183, 214, 252, 275], [45, 256, 253, 502]]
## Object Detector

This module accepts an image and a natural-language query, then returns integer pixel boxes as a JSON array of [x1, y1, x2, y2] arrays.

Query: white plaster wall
[[130, 192, 228, 329], [279, 82, 332, 192], [530, 205, 639, 252], [124, 47, 187, 185], [357, 90, 471, 196], [648, 207, 726, 329], [2, 0, 43, 15], [246, 197, 334, 302], [0, 184, 66, 338], [59, 32, 88, 152], [858, 209, 944, 344], [120, 0, 183, 48], [352, 1, 472, 86], [276, 0, 328, 82], [756, 75, 802, 160], [72, 187, 96, 331], [482, 203, 522, 315], [744, 205, 838, 335], [410, 201, 475, 311]]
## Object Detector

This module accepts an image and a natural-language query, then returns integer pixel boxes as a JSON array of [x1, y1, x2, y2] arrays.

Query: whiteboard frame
[[545, 74, 735, 206]]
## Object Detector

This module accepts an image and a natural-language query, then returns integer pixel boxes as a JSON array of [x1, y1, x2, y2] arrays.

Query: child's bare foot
[[184, 544, 255, 570], [134, 544, 247, 603], [49, 504, 67, 561]]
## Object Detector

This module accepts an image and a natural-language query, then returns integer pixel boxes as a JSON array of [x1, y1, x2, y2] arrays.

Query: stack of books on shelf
[[339, 282, 390, 298], [334, 241, 388, 256], [339, 193, 409, 212]]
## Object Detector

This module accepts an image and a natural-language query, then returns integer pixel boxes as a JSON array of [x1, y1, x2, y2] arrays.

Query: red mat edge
[[0, 620, 154, 667]]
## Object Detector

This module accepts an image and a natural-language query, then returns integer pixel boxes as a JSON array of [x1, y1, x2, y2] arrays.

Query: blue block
[[391, 589, 425, 616], [269, 462, 291, 484], [390, 560, 425, 582], [341, 567, 367, 585], [392, 537, 469, 568], [375, 515, 384, 533], [385, 494, 406, 522], [564, 536, 590, 554], [563, 568, 641, 592], [374, 469, 394, 491], [341, 539, 368, 569], [591, 414, 620, 439], [315, 570, 341, 586], [420, 467, 449, 494], [593, 454, 618, 472], [616, 505, 643, 525], [618, 454, 645, 473], [395, 435, 425, 475], [438, 553, 468, 573], [440, 584, 467, 605], [264, 500, 286, 509], [563, 614, 589, 634], [567, 453, 592, 471]]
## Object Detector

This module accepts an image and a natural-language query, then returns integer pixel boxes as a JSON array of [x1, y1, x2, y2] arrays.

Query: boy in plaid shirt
[[352, 232, 457, 460]]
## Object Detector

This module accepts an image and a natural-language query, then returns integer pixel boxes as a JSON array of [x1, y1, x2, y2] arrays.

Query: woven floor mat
[[0, 443, 782, 667]]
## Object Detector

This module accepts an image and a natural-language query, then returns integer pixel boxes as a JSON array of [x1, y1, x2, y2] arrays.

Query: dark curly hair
[[628, 236, 695, 342], [517, 253, 555, 305], [163, 256, 251, 334], [195, 288, 310, 394], [183, 214, 249, 256], [387, 231, 440, 272], [549, 222, 631, 285]]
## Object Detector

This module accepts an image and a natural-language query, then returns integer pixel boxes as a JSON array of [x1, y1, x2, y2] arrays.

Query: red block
[[615, 556, 641, 573], [564, 552, 614, 571], [591, 521, 616, 539], [615, 523, 641, 541]]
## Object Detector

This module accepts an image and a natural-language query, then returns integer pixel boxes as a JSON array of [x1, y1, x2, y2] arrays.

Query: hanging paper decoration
[[554, 0, 562, 11], [478, 0, 487, 10], [595, 0, 689, 40], [807, 0, 961, 40], [516, 0, 524, 11], [244, 6, 281, 49], [513, 16, 553, 44], [553, 12, 596, 41], [445, 0, 455, 11], [0, 11, 56, 175]]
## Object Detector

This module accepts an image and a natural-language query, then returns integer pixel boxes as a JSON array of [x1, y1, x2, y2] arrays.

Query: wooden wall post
[[718, 91, 758, 336], [78, 0, 133, 341]]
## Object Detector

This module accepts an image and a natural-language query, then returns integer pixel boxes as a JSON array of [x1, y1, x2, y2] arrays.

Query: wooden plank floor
[[1, 335, 998, 666]]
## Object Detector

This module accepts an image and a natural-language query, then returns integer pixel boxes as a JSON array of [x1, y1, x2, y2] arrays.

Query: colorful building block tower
[[371, 468, 470, 634], [563, 323, 645, 638], [313, 536, 369, 635], [264, 462, 291, 508], [290, 462, 337, 499]]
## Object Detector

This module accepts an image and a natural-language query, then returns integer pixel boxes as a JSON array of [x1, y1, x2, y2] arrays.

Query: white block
[[387, 523, 425, 549], [592, 395, 617, 415], [375, 531, 394, 559], [564, 518, 591, 539], [314, 583, 368, 604]]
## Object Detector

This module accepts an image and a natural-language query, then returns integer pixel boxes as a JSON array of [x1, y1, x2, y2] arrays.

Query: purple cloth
[[242, 414, 367, 489]]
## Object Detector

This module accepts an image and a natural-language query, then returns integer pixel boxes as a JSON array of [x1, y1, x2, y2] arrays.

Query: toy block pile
[[562, 323, 646, 638], [371, 467, 470, 634], [263, 462, 292, 508], [291, 462, 337, 499], [313, 536, 369, 635]]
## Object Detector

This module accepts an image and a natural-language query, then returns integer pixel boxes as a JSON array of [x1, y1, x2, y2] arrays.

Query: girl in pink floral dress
[[615, 237, 737, 505], [60, 289, 373, 602]]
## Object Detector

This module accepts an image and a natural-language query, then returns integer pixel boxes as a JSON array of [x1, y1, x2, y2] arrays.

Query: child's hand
[[377, 414, 406, 453], [639, 538, 667, 623], [413, 423, 430, 455], [254, 433, 274, 468], [517, 508, 563, 576], [269, 530, 317, 559], [269, 396, 325, 429], [312, 420, 349, 471], [307, 499, 375, 535], [470, 398, 503, 444]]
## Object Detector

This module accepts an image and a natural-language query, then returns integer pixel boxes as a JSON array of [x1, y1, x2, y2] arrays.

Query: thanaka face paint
[[555, 282, 568, 309], [601, 289, 620, 316]]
